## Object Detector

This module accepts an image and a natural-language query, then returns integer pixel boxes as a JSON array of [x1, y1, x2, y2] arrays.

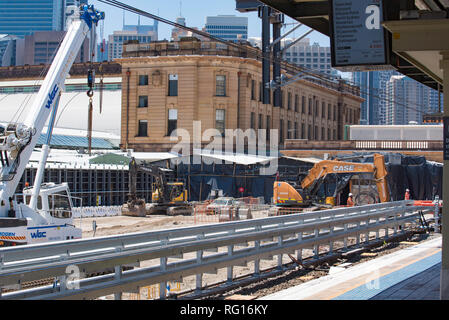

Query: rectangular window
[[167, 109, 178, 136], [168, 74, 178, 96], [308, 125, 312, 139], [259, 82, 263, 102], [321, 127, 325, 140], [280, 90, 284, 108], [302, 96, 305, 114], [266, 115, 270, 141], [216, 109, 225, 136], [287, 92, 292, 110], [138, 96, 148, 108], [250, 112, 256, 129], [295, 95, 299, 112], [301, 123, 305, 139], [328, 104, 331, 120], [322, 102, 326, 119], [139, 75, 148, 86], [258, 114, 263, 130], [251, 80, 256, 100], [314, 126, 318, 140], [308, 98, 312, 115], [216, 75, 226, 96], [280, 119, 284, 143], [333, 105, 337, 121], [287, 121, 291, 139], [137, 120, 148, 137]]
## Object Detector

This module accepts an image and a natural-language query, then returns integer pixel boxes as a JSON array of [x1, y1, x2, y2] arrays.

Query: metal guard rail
[[0, 201, 433, 300]]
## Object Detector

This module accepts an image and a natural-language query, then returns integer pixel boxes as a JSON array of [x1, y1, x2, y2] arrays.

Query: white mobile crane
[[0, 5, 105, 246]]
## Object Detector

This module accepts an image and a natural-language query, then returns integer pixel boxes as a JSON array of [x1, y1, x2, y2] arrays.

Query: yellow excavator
[[273, 153, 390, 208], [122, 158, 192, 217]]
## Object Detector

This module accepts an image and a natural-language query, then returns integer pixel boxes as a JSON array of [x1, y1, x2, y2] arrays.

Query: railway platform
[[260, 236, 442, 300]]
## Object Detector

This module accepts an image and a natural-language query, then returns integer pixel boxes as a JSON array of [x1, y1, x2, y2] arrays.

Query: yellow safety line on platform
[[323, 248, 442, 300]]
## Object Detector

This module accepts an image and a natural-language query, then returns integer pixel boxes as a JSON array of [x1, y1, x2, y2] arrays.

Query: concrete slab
[[259, 236, 442, 300]]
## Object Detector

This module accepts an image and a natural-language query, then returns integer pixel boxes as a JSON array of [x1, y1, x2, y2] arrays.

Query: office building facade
[[353, 70, 443, 125], [352, 70, 394, 125], [249, 37, 336, 76], [15, 31, 89, 65], [283, 38, 335, 76], [0, 34, 18, 66], [205, 15, 248, 42], [108, 22, 158, 61], [172, 17, 187, 41], [385, 75, 442, 125], [0, 0, 66, 37]]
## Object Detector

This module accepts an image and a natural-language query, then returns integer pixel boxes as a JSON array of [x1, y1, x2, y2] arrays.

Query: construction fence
[[192, 196, 270, 224]]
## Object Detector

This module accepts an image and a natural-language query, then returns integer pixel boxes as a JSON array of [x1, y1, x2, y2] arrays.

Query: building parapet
[[0, 61, 122, 80], [122, 38, 361, 98], [284, 139, 443, 151]]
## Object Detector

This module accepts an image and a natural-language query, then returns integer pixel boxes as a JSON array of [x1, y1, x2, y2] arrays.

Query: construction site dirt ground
[[78, 210, 269, 238], [77, 211, 436, 300]]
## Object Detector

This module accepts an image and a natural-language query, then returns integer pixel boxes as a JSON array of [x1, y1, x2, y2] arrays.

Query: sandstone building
[[118, 39, 363, 152]]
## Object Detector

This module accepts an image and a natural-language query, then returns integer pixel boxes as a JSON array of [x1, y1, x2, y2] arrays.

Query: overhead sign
[[330, 0, 392, 71], [235, 0, 263, 12]]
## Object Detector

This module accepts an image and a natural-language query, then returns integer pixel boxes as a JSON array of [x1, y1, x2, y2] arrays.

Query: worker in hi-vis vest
[[405, 188, 411, 200], [347, 193, 354, 207]]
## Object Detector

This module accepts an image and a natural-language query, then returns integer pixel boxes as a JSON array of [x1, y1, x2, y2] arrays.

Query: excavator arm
[[127, 158, 184, 204], [274, 153, 390, 207], [301, 153, 390, 202]]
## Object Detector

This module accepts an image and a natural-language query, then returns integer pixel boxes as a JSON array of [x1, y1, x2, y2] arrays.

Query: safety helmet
[[349, 193, 353, 196], [406, 189, 410, 192]]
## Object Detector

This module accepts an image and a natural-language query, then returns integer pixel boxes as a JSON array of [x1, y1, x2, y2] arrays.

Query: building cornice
[[118, 55, 362, 102]]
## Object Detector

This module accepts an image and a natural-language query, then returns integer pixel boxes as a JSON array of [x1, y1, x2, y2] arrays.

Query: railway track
[[163, 229, 431, 300]]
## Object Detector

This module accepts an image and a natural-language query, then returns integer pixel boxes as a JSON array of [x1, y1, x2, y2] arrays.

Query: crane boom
[[0, 5, 104, 217]]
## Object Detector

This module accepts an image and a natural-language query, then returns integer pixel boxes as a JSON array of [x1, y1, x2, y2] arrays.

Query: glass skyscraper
[[205, 15, 248, 42], [0, 0, 65, 37], [352, 70, 396, 125]]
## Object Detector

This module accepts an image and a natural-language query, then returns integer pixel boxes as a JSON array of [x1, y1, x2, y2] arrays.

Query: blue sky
[[90, 0, 331, 46]]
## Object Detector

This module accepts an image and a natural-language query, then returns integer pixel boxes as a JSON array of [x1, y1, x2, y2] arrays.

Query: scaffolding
[[16, 164, 153, 207]]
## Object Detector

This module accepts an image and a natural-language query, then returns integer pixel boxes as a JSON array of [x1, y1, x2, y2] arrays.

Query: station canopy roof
[[257, 0, 449, 90], [37, 134, 117, 150], [193, 149, 278, 165]]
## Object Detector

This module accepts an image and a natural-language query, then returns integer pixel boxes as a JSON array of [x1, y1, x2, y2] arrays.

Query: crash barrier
[[268, 206, 324, 216], [0, 201, 433, 300], [72, 206, 122, 218]]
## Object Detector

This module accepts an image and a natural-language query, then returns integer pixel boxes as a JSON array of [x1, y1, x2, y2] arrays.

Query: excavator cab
[[273, 181, 312, 207], [152, 181, 187, 203]]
